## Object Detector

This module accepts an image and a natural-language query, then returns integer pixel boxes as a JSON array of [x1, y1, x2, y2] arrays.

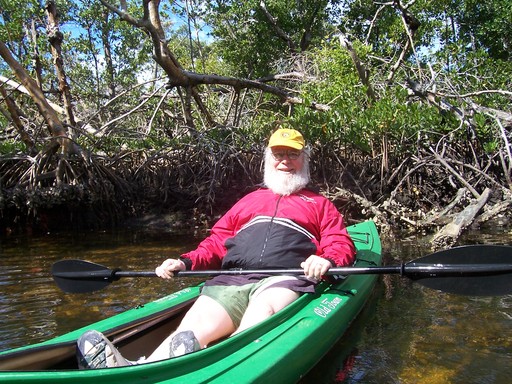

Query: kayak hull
[[0, 220, 381, 383]]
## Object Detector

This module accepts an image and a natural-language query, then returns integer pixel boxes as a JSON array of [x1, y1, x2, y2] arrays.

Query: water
[[1, 226, 512, 383], [0, 230, 204, 352], [303, 228, 512, 383]]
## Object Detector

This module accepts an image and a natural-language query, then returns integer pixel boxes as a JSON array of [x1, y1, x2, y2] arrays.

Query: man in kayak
[[77, 127, 356, 369]]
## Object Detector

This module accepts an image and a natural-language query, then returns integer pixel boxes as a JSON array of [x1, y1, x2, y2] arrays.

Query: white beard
[[263, 149, 310, 196]]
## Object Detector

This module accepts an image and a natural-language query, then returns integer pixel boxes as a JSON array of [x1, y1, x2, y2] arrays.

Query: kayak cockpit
[[0, 298, 195, 371]]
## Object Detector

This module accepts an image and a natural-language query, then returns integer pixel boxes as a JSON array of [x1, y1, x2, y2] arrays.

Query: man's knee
[[251, 287, 299, 313]]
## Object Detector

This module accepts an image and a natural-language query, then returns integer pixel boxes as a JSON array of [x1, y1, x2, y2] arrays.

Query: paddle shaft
[[53, 263, 512, 280], [51, 245, 512, 295]]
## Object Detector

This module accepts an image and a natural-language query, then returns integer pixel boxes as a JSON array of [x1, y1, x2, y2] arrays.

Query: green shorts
[[201, 275, 306, 328]]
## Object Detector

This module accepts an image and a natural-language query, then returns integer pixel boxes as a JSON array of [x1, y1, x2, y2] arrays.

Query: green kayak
[[0, 220, 382, 383]]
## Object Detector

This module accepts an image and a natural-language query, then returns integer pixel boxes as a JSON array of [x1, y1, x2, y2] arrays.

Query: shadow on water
[[1, 226, 512, 383]]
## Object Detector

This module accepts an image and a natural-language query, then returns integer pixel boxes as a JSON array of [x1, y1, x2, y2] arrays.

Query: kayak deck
[[0, 220, 381, 383]]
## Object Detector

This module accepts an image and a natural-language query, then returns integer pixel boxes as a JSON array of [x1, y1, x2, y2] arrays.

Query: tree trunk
[[46, 0, 76, 129], [28, 19, 44, 89], [0, 41, 78, 154], [0, 84, 36, 152], [101, 9, 116, 98], [431, 188, 491, 250]]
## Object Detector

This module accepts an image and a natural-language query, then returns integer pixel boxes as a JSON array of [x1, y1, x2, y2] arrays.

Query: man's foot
[[169, 330, 201, 357], [76, 330, 132, 369]]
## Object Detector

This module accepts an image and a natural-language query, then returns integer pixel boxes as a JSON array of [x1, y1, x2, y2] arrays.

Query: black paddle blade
[[407, 245, 512, 296], [52, 259, 115, 293]]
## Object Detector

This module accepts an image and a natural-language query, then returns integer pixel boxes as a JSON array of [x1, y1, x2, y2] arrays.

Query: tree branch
[[338, 33, 377, 102], [0, 42, 79, 154], [430, 146, 480, 198], [259, 1, 297, 52], [99, 0, 306, 112], [387, 0, 421, 83]]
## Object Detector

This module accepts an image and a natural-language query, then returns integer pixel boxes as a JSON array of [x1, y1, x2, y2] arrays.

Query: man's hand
[[300, 255, 332, 280], [155, 259, 186, 279]]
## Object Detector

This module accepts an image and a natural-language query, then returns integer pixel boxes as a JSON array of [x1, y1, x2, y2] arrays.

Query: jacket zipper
[[257, 194, 282, 266]]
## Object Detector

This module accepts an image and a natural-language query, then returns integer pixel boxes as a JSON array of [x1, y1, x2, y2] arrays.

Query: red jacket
[[181, 188, 356, 270]]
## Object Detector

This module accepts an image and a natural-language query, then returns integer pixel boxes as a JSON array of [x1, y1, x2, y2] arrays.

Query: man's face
[[270, 146, 305, 174], [264, 146, 309, 195]]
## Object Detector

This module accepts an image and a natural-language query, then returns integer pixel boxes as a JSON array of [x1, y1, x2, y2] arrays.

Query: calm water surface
[[1, 225, 511, 383]]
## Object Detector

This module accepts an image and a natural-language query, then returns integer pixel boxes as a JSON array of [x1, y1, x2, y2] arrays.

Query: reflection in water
[[1, 227, 512, 383], [0, 230, 204, 352], [302, 228, 512, 383]]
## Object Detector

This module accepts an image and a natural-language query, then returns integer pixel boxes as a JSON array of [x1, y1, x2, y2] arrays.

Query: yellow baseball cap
[[268, 128, 305, 150]]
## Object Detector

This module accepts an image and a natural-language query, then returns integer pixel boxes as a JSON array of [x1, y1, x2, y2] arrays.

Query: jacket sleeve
[[180, 205, 240, 270], [317, 199, 356, 267]]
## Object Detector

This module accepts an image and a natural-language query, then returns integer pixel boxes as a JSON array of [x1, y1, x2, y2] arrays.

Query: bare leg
[[145, 295, 236, 362], [233, 287, 299, 335]]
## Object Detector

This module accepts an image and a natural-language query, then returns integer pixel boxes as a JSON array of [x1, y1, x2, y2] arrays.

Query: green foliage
[[0, 139, 27, 154], [286, 40, 458, 161], [65, 1, 152, 101], [0, 0, 510, 219], [203, 0, 333, 77], [87, 133, 177, 155], [0, 0, 47, 71], [456, 0, 512, 61], [0, 0, 44, 44]]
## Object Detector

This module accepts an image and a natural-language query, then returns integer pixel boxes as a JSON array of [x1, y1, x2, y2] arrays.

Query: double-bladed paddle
[[51, 244, 512, 296]]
